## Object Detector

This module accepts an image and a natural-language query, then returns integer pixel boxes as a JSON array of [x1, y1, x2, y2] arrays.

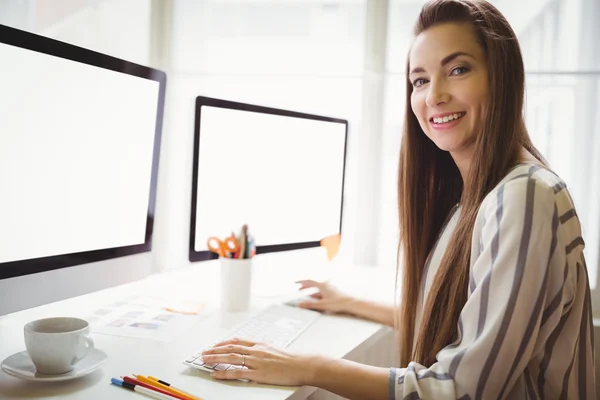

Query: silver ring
[[241, 354, 245, 367]]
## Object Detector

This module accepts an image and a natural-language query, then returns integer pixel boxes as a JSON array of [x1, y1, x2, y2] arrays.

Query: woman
[[201, 0, 596, 398]]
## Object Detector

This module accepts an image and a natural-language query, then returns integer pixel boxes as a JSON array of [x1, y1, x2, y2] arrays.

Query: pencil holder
[[219, 257, 253, 311]]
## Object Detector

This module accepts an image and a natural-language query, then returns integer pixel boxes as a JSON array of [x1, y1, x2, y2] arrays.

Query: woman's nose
[[425, 83, 450, 107]]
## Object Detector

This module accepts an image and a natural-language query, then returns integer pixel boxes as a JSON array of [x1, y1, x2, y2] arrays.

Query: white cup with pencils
[[207, 225, 256, 312]]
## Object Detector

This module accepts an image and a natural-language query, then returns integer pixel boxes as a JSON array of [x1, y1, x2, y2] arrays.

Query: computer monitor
[[189, 96, 348, 262], [0, 25, 166, 315]]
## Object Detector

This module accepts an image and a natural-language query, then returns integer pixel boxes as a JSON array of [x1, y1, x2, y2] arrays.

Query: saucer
[[1, 348, 107, 382]]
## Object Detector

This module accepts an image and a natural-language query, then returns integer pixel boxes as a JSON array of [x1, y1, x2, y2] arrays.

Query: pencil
[[148, 376, 202, 400], [134, 375, 202, 400], [111, 378, 178, 400], [238, 226, 246, 259], [122, 376, 187, 400]]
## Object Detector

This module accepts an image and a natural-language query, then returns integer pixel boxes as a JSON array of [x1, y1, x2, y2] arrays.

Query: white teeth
[[432, 112, 464, 124]]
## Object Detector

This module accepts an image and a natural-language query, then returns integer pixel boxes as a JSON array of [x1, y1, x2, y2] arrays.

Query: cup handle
[[73, 334, 95, 364]]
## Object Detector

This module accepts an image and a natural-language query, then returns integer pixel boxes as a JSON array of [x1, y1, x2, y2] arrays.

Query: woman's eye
[[451, 66, 470, 76], [412, 78, 428, 88]]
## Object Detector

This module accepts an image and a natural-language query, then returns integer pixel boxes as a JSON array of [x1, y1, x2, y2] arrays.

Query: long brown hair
[[396, 0, 546, 367]]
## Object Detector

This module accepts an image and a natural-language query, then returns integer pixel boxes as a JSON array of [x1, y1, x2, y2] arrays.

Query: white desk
[[0, 260, 398, 400]]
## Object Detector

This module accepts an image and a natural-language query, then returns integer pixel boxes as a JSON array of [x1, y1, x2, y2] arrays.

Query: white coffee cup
[[24, 317, 94, 375], [220, 257, 253, 311]]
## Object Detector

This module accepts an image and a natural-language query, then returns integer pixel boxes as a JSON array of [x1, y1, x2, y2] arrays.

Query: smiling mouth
[[430, 112, 466, 125]]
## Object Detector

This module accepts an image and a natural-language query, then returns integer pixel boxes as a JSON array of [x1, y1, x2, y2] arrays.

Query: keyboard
[[183, 304, 320, 374]]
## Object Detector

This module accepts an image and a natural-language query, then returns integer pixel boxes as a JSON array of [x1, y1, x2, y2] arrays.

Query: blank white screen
[[0, 42, 159, 264], [194, 106, 346, 251]]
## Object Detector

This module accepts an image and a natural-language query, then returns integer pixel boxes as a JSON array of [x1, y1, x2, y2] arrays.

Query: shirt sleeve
[[391, 175, 563, 399]]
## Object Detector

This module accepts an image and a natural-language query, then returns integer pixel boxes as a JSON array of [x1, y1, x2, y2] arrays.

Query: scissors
[[207, 235, 240, 258]]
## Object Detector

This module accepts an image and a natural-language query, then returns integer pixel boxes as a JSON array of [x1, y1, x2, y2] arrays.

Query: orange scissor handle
[[207, 236, 240, 257], [222, 236, 240, 254], [207, 237, 225, 257]]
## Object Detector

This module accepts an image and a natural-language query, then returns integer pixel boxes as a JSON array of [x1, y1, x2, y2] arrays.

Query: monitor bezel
[[0, 24, 166, 280], [189, 96, 348, 262]]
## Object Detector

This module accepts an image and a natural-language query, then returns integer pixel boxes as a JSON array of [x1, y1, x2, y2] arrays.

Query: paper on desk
[[86, 295, 206, 342]]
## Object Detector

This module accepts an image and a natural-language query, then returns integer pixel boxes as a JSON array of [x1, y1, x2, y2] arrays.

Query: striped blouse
[[389, 164, 596, 399]]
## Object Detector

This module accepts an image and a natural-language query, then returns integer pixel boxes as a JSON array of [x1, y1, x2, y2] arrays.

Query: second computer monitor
[[190, 96, 348, 261]]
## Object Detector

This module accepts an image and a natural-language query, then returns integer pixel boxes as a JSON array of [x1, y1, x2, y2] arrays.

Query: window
[[514, 0, 600, 295], [525, 73, 600, 291], [378, 1, 424, 267], [0, 0, 151, 66]]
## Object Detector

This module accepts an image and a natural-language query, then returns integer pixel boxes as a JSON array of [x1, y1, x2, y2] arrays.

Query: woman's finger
[[202, 353, 254, 367], [211, 366, 255, 381], [295, 279, 321, 289], [298, 299, 330, 310], [209, 337, 257, 348], [202, 344, 253, 356]]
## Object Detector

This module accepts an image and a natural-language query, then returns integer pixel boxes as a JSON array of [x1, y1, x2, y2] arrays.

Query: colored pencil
[[122, 376, 187, 400], [148, 376, 202, 400], [111, 378, 178, 400], [134, 375, 202, 400]]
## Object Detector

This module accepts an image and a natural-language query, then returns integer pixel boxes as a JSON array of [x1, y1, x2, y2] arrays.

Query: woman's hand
[[294, 279, 355, 314], [201, 338, 319, 386]]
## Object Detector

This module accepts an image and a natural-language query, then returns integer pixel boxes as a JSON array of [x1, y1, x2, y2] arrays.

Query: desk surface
[[0, 259, 397, 400]]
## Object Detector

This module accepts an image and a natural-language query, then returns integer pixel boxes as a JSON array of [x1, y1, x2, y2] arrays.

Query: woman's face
[[409, 23, 488, 156]]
